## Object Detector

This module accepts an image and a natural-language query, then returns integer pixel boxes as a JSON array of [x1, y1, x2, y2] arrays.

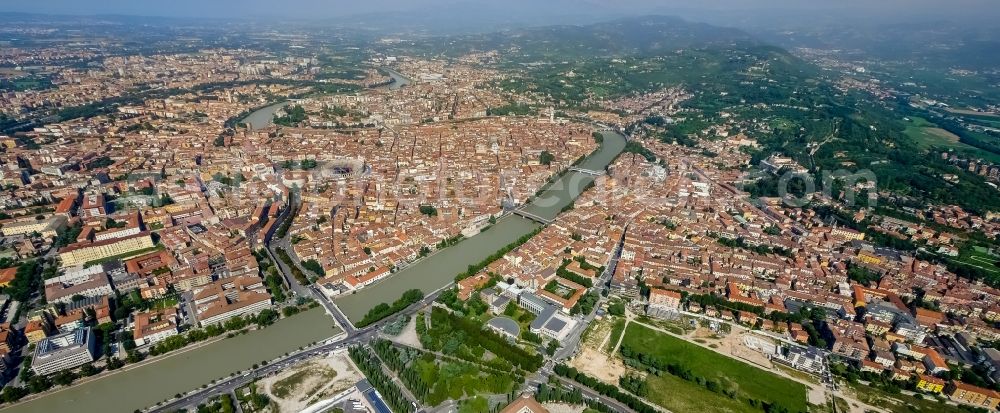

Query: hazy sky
[[3, 0, 998, 21]]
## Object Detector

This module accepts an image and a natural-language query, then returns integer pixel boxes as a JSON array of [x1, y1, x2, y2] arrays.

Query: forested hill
[[413, 15, 760, 59]]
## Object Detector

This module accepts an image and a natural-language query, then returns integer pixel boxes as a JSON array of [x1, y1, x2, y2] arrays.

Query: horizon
[[2, 0, 999, 27]]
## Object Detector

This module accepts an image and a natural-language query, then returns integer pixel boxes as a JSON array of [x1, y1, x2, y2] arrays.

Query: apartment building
[[648, 288, 682, 316], [0, 215, 68, 238], [946, 381, 1000, 409]]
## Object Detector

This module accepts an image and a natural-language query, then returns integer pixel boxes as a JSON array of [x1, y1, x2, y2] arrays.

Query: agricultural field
[[903, 117, 1000, 163], [619, 323, 809, 412], [905, 117, 963, 147], [945, 108, 1000, 119]]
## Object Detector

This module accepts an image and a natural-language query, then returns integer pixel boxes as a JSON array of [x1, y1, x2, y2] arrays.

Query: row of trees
[[348, 346, 415, 413], [619, 374, 650, 397], [275, 202, 299, 239], [453, 227, 544, 282], [570, 291, 600, 316], [372, 339, 433, 402], [1, 358, 108, 404], [373, 338, 517, 406], [275, 247, 311, 286], [556, 258, 595, 288], [148, 310, 278, 356], [553, 364, 659, 413], [301, 259, 324, 276], [536, 382, 626, 413], [357, 288, 424, 327], [253, 249, 287, 302], [0, 306, 284, 405], [265, 268, 287, 302]]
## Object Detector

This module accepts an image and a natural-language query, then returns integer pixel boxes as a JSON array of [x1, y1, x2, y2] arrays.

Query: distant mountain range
[[408, 15, 760, 59], [3, 8, 994, 70], [748, 21, 1000, 70]]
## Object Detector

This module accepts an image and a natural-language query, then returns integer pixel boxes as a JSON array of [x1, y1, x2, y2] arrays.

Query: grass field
[[905, 118, 962, 147], [960, 247, 1000, 274], [646, 371, 757, 413], [605, 318, 626, 353], [621, 323, 808, 412], [903, 117, 1000, 163]]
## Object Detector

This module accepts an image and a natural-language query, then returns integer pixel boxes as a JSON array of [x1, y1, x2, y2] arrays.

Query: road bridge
[[511, 209, 553, 225], [567, 166, 606, 176]]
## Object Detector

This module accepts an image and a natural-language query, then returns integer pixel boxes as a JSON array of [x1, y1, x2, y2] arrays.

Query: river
[[241, 101, 288, 131], [239, 69, 406, 131], [3, 308, 340, 413], [382, 68, 410, 90], [334, 129, 627, 322], [2, 73, 619, 411]]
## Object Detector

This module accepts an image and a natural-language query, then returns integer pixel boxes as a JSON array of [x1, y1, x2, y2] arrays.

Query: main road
[[147, 285, 449, 413], [1, 308, 340, 413]]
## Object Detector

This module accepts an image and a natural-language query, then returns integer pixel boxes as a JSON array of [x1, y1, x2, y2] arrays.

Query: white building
[[32, 327, 97, 375]]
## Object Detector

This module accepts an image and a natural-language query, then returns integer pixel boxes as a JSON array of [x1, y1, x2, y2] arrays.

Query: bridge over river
[[0, 124, 625, 413], [333, 129, 627, 323]]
